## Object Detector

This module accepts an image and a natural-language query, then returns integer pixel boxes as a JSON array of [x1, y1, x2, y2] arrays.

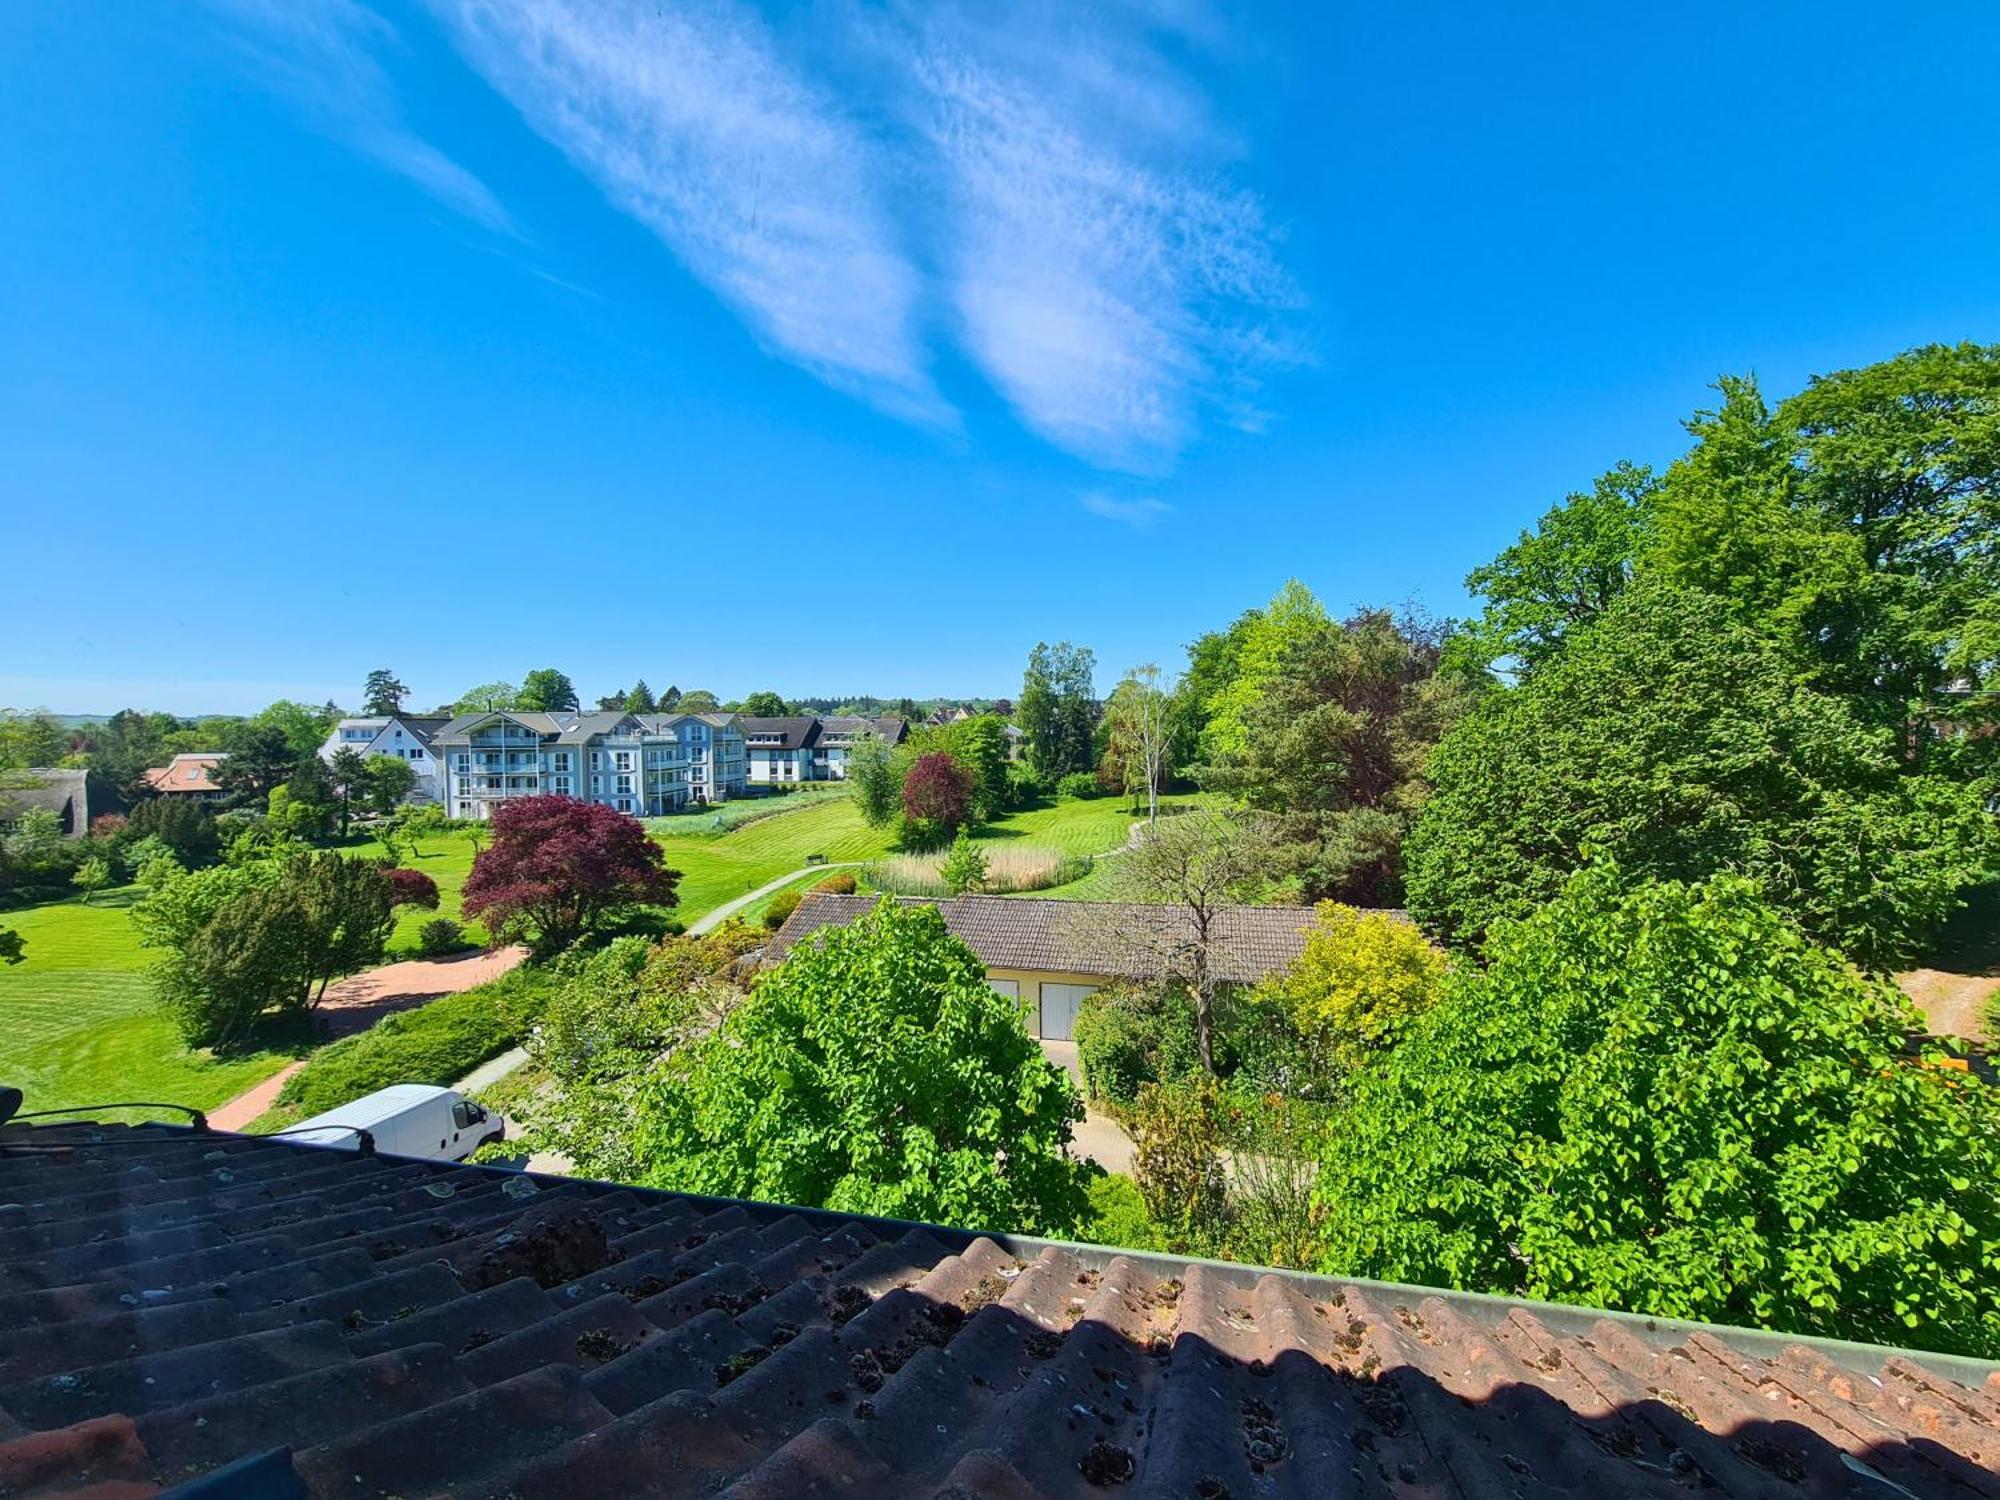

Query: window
[[614, 751, 632, 771], [616, 774, 633, 795], [590, 751, 602, 770], [552, 776, 572, 795], [553, 752, 571, 771], [617, 797, 632, 813]]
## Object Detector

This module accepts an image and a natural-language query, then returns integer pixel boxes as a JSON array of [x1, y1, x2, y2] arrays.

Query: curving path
[[208, 946, 528, 1131], [688, 862, 861, 935], [450, 864, 860, 1106]]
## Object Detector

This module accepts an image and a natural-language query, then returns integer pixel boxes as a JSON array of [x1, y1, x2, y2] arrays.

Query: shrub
[[1129, 1080, 1230, 1254], [276, 965, 549, 1119], [1082, 1173, 1165, 1252], [1072, 984, 1204, 1106], [383, 867, 441, 910], [1056, 771, 1101, 801], [1005, 762, 1051, 806], [763, 883, 804, 930], [940, 829, 988, 895], [813, 871, 857, 895], [418, 917, 467, 956], [1252, 904, 1447, 1083], [522, 930, 756, 1180]]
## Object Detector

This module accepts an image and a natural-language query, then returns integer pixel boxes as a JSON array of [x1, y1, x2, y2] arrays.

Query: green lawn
[[0, 791, 1184, 1115], [0, 888, 302, 1115]]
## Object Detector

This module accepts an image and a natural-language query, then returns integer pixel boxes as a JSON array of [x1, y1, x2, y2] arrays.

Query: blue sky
[[4, 1, 1997, 714]]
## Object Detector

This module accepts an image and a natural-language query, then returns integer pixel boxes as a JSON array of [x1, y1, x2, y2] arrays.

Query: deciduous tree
[[845, 732, 900, 827], [517, 668, 579, 714], [462, 795, 679, 954], [453, 681, 520, 713], [623, 900, 1093, 1234], [1018, 641, 1097, 777], [1315, 863, 2000, 1359], [901, 751, 974, 846], [739, 690, 787, 716], [1404, 582, 1997, 967], [1093, 811, 1277, 1073]]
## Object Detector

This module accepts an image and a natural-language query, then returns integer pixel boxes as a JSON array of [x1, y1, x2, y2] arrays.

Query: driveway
[[208, 945, 529, 1131], [1040, 1038, 1136, 1176]]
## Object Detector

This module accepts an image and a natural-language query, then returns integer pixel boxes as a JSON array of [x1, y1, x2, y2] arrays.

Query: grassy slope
[[0, 791, 1179, 1113], [0, 887, 300, 1114]]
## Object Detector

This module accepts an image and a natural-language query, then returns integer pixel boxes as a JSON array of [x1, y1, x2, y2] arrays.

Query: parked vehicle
[[287, 1084, 503, 1161]]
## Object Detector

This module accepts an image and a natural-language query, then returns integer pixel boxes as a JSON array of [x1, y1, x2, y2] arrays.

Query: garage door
[[1038, 982, 1096, 1041], [988, 978, 1019, 999]]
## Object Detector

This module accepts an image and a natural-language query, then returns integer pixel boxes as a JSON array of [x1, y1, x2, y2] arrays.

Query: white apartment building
[[432, 709, 746, 820], [738, 715, 908, 787], [318, 715, 450, 802]]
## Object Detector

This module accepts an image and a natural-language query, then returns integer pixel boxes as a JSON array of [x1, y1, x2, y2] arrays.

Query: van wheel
[[479, 1130, 505, 1151]]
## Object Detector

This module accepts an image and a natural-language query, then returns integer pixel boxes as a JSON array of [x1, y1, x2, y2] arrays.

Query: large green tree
[[453, 681, 520, 713], [1455, 462, 1656, 676], [361, 669, 408, 716], [1018, 640, 1097, 777], [211, 722, 300, 806], [1315, 864, 2000, 1359], [517, 668, 580, 714], [1404, 583, 1995, 968], [1459, 345, 2000, 787], [625, 900, 1094, 1235], [738, 690, 787, 716], [1209, 605, 1479, 905]]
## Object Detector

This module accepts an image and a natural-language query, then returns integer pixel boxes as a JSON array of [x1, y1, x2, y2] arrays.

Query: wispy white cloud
[[901, 1, 1301, 471], [214, 0, 1300, 470], [436, 0, 950, 428], [1080, 492, 1174, 527], [201, 0, 511, 232]]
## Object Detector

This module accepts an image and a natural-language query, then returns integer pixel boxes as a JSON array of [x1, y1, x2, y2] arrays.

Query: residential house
[[768, 892, 1325, 1041], [318, 715, 451, 803], [739, 715, 907, 787], [432, 709, 745, 820], [139, 753, 228, 805], [657, 711, 746, 806], [0, 768, 117, 836]]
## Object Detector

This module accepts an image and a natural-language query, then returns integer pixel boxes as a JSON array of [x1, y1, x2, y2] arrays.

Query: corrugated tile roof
[[140, 756, 226, 795], [0, 1119, 1994, 1497], [769, 894, 1339, 985]]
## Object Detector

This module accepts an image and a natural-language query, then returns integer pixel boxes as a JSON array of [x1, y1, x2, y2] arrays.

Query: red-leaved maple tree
[[901, 751, 974, 839], [462, 796, 679, 953], [382, 867, 441, 910]]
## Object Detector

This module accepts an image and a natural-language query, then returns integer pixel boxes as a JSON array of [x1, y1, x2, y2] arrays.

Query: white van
[[286, 1084, 504, 1162]]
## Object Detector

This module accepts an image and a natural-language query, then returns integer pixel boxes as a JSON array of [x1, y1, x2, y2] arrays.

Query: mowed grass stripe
[[0, 969, 296, 1114]]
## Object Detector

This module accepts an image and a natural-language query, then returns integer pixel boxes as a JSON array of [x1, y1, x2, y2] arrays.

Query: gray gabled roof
[[738, 716, 907, 751], [768, 893, 1334, 984], [431, 710, 566, 741]]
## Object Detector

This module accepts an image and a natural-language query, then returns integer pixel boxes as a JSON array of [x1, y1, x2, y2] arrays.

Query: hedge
[[275, 964, 550, 1119]]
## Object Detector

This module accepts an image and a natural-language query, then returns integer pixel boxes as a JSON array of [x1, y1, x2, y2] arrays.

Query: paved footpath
[[209, 946, 528, 1131]]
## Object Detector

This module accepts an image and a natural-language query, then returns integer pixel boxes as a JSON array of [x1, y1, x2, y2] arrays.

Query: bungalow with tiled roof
[[769, 893, 1329, 1041]]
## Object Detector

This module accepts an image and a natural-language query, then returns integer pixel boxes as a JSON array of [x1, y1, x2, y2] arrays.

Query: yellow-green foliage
[[1255, 903, 1446, 1074]]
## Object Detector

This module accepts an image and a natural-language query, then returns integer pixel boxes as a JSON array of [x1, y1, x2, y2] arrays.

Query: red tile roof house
[[139, 754, 228, 805], [0, 1088, 1994, 1497]]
